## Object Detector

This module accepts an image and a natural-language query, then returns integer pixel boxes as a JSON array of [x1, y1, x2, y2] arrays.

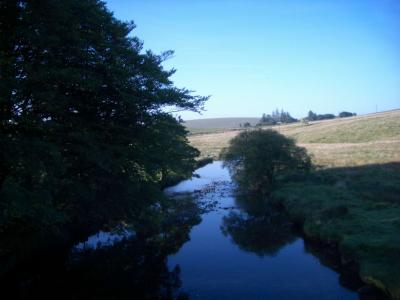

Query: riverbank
[[273, 163, 400, 299], [0, 161, 360, 299], [188, 110, 400, 299], [166, 162, 361, 299]]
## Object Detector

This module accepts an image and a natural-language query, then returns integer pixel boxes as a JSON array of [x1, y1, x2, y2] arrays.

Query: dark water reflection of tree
[[0, 197, 201, 300], [221, 193, 389, 300], [221, 193, 296, 257]]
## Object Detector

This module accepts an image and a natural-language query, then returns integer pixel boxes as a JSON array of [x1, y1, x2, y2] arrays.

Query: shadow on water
[[218, 190, 389, 300], [0, 161, 392, 299], [221, 193, 296, 257], [166, 162, 360, 300], [0, 196, 201, 300]]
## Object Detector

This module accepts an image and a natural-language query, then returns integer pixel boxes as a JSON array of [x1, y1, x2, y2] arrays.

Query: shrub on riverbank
[[220, 129, 311, 192], [219, 128, 400, 298]]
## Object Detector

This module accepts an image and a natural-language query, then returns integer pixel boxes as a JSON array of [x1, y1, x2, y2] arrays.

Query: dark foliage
[[306, 110, 336, 121], [317, 113, 336, 120], [259, 109, 297, 125], [221, 129, 311, 193], [221, 194, 296, 256], [0, 0, 207, 253], [338, 111, 356, 118], [0, 196, 201, 300]]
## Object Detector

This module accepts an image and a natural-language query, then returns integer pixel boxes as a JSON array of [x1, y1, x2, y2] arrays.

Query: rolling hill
[[184, 117, 260, 131], [189, 109, 400, 167]]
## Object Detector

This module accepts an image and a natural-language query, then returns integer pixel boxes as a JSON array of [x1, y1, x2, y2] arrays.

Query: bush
[[317, 114, 335, 120], [339, 111, 356, 118], [221, 129, 311, 193]]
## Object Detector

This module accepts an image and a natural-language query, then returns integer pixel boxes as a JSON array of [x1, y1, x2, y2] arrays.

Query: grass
[[281, 110, 400, 143], [299, 140, 400, 167], [186, 128, 223, 135], [273, 163, 400, 299], [188, 109, 400, 299], [189, 109, 400, 167]]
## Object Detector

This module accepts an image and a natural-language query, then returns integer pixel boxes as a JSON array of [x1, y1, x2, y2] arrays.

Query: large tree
[[0, 0, 207, 243]]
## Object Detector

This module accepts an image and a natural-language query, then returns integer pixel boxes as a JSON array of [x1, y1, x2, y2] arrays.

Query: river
[[4, 161, 362, 299], [164, 161, 358, 300]]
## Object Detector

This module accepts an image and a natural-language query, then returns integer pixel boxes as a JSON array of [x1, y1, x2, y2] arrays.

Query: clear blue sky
[[106, 0, 400, 120]]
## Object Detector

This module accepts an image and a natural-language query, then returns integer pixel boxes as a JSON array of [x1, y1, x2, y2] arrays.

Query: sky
[[106, 0, 400, 120]]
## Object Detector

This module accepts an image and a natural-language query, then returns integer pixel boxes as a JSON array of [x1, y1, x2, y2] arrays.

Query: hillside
[[189, 109, 400, 167], [184, 117, 260, 132]]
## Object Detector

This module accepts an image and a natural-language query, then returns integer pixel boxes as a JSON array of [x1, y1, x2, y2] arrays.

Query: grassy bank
[[189, 109, 400, 298], [273, 163, 400, 299]]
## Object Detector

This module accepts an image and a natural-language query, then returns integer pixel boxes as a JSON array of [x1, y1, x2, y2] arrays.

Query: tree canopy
[[338, 111, 356, 118], [0, 0, 207, 248], [306, 110, 335, 121], [221, 129, 311, 193], [221, 194, 295, 257], [259, 109, 297, 126]]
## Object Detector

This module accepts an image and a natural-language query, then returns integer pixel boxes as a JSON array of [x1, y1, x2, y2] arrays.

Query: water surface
[[3, 161, 361, 300], [165, 161, 358, 300]]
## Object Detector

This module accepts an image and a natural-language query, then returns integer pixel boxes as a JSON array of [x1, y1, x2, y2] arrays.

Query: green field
[[189, 109, 400, 299], [189, 109, 400, 167]]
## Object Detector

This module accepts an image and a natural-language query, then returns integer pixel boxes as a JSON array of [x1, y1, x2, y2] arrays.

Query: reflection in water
[[1, 162, 370, 299], [221, 194, 296, 257], [73, 228, 135, 251], [167, 162, 358, 300], [0, 197, 201, 300]]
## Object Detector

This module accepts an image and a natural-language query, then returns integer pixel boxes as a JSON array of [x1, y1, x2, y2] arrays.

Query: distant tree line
[[258, 109, 297, 126], [338, 111, 357, 118], [255, 109, 357, 128], [305, 110, 356, 121], [305, 110, 335, 121], [256, 110, 358, 126]]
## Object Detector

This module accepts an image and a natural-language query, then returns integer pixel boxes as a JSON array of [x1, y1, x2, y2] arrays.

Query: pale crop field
[[189, 109, 400, 167]]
